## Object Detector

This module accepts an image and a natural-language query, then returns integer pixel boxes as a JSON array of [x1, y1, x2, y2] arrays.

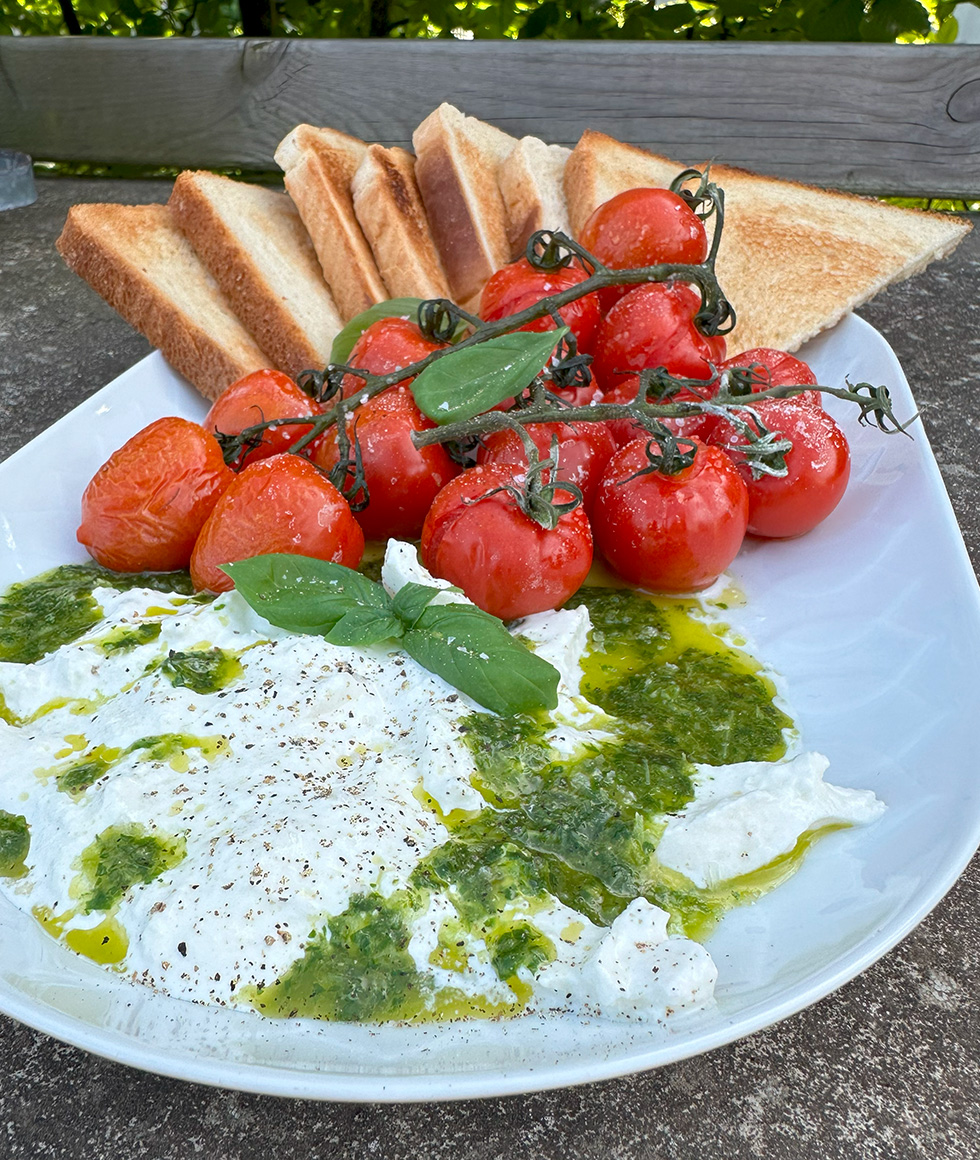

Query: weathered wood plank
[[2, 39, 980, 195]]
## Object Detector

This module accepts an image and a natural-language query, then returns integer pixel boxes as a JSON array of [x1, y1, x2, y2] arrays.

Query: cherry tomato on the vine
[[578, 188, 709, 312], [591, 283, 726, 393], [190, 454, 364, 592], [77, 417, 235, 573], [480, 258, 602, 354], [341, 317, 448, 399], [592, 436, 748, 592], [420, 464, 593, 621], [708, 399, 850, 540], [477, 420, 616, 515], [312, 387, 460, 541], [204, 369, 322, 469]]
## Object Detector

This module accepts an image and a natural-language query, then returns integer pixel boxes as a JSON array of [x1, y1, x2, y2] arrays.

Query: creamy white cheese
[[656, 752, 886, 889], [533, 899, 718, 1021], [0, 542, 884, 1024]]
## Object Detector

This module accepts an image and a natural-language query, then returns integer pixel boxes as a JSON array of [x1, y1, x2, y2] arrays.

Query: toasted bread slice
[[564, 130, 972, 352], [498, 137, 572, 258], [56, 203, 271, 400], [352, 145, 452, 301], [169, 172, 341, 379], [275, 124, 388, 322], [412, 104, 517, 304]]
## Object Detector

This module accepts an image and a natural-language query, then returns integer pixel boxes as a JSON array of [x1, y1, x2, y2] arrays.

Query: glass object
[[0, 151, 37, 210]]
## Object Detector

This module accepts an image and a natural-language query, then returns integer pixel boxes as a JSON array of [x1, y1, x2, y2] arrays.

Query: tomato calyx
[[416, 297, 478, 345], [465, 430, 584, 531], [719, 410, 794, 480], [295, 365, 348, 408], [525, 229, 588, 274], [618, 433, 699, 481], [212, 423, 269, 469]]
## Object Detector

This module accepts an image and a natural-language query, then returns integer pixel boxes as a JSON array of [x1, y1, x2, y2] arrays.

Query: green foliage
[[0, 0, 973, 40]]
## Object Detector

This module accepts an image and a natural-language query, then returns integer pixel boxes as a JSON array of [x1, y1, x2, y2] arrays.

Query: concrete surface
[[1, 178, 979, 1159]]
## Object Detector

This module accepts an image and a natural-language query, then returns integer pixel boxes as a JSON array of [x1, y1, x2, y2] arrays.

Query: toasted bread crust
[[413, 104, 516, 303], [276, 125, 388, 322], [564, 130, 971, 351], [56, 203, 270, 400], [169, 172, 340, 379], [352, 145, 451, 300]]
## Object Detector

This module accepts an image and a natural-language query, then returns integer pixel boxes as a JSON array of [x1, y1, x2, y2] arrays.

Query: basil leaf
[[391, 582, 451, 628], [329, 298, 426, 364], [222, 555, 391, 635], [412, 327, 569, 425], [401, 604, 560, 716], [324, 606, 405, 648]]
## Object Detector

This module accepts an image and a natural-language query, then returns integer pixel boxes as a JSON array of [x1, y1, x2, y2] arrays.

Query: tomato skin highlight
[[77, 417, 235, 573], [578, 188, 709, 312], [480, 258, 602, 354], [420, 464, 593, 621], [204, 369, 321, 468], [477, 420, 616, 515], [709, 399, 851, 539], [312, 387, 460, 541], [190, 455, 364, 592], [591, 283, 727, 393], [592, 437, 748, 593], [341, 317, 447, 400]]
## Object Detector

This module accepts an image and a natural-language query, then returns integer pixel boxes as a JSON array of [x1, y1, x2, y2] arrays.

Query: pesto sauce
[[0, 811, 30, 877], [249, 892, 431, 1022], [447, 587, 793, 940], [77, 823, 186, 914], [0, 563, 194, 665], [98, 622, 162, 655], [160, 647, 245, 694]]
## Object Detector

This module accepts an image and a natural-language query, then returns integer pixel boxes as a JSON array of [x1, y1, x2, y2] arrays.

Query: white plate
[[1, 314, 980, 1102]]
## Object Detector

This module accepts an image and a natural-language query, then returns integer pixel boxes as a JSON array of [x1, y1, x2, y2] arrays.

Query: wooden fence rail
[[2, 38, 980, 196]]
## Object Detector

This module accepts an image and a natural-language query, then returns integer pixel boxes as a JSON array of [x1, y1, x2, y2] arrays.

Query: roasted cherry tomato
[[591, 283, 726, 393], [420, 464, 593, 620], [578, 188, 709, 312], [204, 369, 322, 469], [709, 399, 850, 539], [190, 455, 364, 592], [477, 420, 616, 515], [312, 387, 460, 541], [341, 317, 448, 399], [77, 417, 235, 573], [720, 348, 822, 410], [479, 258, 602, 354], [592, 436, 748, 592]]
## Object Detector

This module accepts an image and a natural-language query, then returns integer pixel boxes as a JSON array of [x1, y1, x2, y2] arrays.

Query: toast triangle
[[352, 145, 452, 301], [498, 137, 572, 258], [275, 125, 388, 321], [56, 203, 271, 400], [412, 103, 518, 303], [564, 130, 972, 352], [169, 172, 341, 379]]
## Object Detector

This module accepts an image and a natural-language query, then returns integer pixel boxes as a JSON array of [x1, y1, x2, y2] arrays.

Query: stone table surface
[[1, 178, 979, 1160]]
